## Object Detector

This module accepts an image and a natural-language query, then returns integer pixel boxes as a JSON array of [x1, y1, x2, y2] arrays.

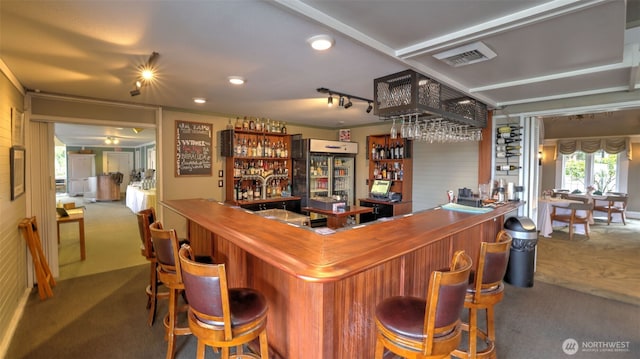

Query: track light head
[[130, 88, 141, 96], [366, 102, 373, 113], [344, 98, 353, 109], [339, 96, 344, 107], [328, 95, 333, 107]]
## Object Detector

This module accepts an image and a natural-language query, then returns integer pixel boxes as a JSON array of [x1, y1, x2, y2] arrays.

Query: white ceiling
[[1, 0, 639, 147]]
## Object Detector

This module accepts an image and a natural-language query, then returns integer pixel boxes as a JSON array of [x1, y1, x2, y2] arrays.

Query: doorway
[[53, 123, 156, 280]]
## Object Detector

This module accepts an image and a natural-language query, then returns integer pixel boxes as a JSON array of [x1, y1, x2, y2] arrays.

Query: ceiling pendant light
[[105, 136, 119, 145]]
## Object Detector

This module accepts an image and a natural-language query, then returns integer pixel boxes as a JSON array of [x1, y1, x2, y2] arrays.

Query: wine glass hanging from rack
[[388, 113, 483, 143]]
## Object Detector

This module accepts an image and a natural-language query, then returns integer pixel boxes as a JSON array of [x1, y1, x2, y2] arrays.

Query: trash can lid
[[504, 216, 536, 232]]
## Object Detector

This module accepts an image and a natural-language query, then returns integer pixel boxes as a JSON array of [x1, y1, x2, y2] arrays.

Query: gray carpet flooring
[[6, 263, 639, 359]]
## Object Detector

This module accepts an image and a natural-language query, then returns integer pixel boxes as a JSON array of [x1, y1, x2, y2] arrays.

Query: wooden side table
[[57, 209, 86, 260]]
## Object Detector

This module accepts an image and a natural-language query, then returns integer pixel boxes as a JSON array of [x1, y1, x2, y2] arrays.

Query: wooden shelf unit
[[360, 134, 413, 219], [220, 129, 294, 206]]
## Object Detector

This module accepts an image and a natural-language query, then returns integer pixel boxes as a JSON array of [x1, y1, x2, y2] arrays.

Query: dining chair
[[373, 250, 473, 359], [550, 202, 593, 240], [594, 194, 628, 225]]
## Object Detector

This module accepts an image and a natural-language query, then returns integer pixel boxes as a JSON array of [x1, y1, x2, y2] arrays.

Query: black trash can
[[503, 216, 538, 288]]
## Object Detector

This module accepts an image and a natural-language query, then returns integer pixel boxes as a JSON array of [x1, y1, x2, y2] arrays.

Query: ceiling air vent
[[433, 41, 497, 67]]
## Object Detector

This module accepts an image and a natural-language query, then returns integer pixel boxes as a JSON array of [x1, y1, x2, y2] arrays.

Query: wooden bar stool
[[136, 207, 169, 326], [374, 250, 473, 359], [453, 230, 512, 359], [178, 245, 270, 359], [149, 221, 192, 359]]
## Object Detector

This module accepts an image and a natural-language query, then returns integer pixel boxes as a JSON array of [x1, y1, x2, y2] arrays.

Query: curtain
[[555, 137, 632, 160], [28, 120, 59, 279]]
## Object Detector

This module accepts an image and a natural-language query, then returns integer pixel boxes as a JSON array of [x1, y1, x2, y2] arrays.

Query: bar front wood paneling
[[163, 198, 519, 358]]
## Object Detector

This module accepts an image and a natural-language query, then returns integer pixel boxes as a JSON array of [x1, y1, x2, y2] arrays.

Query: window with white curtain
[[561, 150, 620, 193]]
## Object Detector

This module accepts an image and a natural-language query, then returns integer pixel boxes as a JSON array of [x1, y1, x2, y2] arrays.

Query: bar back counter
[[163, 198, 520, 358]]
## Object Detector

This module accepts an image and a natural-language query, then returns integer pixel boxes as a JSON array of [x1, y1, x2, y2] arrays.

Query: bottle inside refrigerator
[[292, 138, 358, 209]]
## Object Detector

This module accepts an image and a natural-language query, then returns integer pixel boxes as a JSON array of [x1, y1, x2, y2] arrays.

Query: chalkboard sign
[[175, 120, 212, 176]]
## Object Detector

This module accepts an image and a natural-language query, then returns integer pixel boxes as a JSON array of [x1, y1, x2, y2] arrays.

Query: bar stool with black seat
[[136, 207, 169, 327], [149, 221, 193, 359], [452, 230, 512, 359], [178, 244, 269, 359], [374, 250, 473, 359]]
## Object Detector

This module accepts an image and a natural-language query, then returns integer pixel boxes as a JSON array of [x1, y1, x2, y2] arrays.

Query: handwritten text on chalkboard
[[175, 121, 212, 176]]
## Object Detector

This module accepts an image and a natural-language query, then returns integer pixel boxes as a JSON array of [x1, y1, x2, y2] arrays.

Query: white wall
[[412, 141, 479, 210]]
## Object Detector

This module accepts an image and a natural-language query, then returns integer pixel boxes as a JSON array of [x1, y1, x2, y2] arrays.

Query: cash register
[[369, 179, 392, 201]]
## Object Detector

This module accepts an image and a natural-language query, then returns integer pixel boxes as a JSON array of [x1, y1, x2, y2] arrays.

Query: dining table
[[537, 196, 591, 238], [125, 185, 157, 213]]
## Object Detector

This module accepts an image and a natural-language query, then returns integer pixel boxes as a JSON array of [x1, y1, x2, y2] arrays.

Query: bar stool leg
[[164, 288, 178, 359], [146, 261, 158, 326], [469, 307, 478, 358], [486, 307, 496, 342]]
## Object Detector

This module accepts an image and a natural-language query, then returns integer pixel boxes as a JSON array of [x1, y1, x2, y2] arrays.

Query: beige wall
[[0, 71, 28, 352]]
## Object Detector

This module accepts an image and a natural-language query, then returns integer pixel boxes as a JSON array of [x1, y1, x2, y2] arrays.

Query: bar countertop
[[163, 198, 520, 283]]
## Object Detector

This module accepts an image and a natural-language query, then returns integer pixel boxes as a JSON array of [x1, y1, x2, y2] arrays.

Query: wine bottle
[[497, 131, 520, 139], [496, 145, 522, 152], [496, 137, 520, 144], [496, 165, 521, 171], [497, 125, 523, 133], [496, 151, 521, 158]]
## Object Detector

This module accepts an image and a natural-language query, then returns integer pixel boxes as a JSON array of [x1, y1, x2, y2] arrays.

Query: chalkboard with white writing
[[175, 120, 212, 176]]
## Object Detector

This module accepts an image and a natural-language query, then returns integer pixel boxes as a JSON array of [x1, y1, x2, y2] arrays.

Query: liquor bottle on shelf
[[496, 165, 522, 171]]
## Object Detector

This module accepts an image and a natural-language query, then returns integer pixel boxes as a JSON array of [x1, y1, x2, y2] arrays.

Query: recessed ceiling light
[[228, 76, 245, 85], [307, 34, 334, 51], [193, 97, 206, 104]]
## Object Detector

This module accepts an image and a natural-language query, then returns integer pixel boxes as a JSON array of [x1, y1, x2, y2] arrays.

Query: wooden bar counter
[[163, 198, 519, 358]]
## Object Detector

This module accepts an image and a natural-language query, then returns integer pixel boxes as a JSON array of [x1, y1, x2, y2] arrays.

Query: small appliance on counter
[[308, 196, 346, 212]]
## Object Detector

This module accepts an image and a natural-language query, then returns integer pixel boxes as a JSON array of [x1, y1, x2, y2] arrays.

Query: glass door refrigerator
[[292, 138, 358, 209]]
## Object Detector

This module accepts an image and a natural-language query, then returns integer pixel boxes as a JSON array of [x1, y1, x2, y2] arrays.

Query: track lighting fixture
[[130, 51, 159, 96], [344, 98, 353, 109], [316, 87, 373, 114]]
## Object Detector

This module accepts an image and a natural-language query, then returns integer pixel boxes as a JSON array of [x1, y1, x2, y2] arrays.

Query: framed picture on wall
[[10, 146, 26, 200], [339, 129, 351, 142], [11, 108, 25, 146], [175, 120, 213, 176]]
